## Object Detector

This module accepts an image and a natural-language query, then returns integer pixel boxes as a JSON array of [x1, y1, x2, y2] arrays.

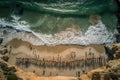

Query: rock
[[104, 44, 120, 60], [0, 48, 8, 55], [0, 61, 8, 71], [109, 72, 119, 80], [91, 72, 110, 80], [0, 61, 16, 74], [90, 59, 120, 80], [2, 56, 9, 62], [85, 58, 120, 80], [112, 44, 120, 59], [0, 61, 20, 80], [7, 74, 18, 80], [115, 27, 120, 43], [91, 71, 120, 80], [89, 14, 101, 25], [0, 69, 6, 80], [17, 77, 23, 80], [106, 59, 120, 72], [0, 38, 3, 44], [91, 72, 101, 80], [3, 30, 8, 35], [9, 66, 16, 73]]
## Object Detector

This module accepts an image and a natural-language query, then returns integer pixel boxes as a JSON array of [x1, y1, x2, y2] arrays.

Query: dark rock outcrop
[[0, 38, 3, 44], [0, 61, 22, 80], [91, 44, 120, 80], [1, 56, 9, 62], [112, 44, 120, 59], [0, 48, 8, 55]]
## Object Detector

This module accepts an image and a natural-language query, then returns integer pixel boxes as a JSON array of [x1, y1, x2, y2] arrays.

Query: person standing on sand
[[84, 52, 87, 71], [33, 70, 35, 73], [76, 71, 81, 80], [42, 70, 45, 76], [49, 72, 52, 76], [29, 44, 32, 51], [9, 46, 12, 54], [16, 57, 20, 67]]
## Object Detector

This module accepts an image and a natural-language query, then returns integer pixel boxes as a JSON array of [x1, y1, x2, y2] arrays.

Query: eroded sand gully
[[6, 39, 108, 77]]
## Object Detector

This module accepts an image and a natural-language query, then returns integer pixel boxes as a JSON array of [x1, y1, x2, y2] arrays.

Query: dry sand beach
[[1, 38, 107, 77]]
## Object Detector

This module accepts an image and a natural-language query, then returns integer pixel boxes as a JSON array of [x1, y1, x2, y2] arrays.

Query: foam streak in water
[[0, 15, 116, 46]]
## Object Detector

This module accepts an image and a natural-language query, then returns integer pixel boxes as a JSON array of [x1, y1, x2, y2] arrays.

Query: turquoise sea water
[[0, 0, 118, 34]]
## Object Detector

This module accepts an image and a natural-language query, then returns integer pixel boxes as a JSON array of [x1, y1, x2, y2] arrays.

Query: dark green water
[[0, 0, 117, 15], [0, 0, 118, 34]]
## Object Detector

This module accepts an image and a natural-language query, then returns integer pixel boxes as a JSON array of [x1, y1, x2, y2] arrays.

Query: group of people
[[15, 54, 107, 71]]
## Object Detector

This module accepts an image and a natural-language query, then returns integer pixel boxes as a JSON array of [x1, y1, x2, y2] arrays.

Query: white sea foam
[[36, 20, 115, 45], [44, 7, 77, 12], [0, 15, 116, 46], [0, 15, 30, 31]]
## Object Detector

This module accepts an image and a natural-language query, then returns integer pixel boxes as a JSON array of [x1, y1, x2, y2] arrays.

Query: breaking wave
[[0, 15, 116, 46]]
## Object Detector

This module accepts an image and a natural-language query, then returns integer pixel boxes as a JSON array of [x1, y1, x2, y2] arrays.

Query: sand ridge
[[7, 38, 105, 54]]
